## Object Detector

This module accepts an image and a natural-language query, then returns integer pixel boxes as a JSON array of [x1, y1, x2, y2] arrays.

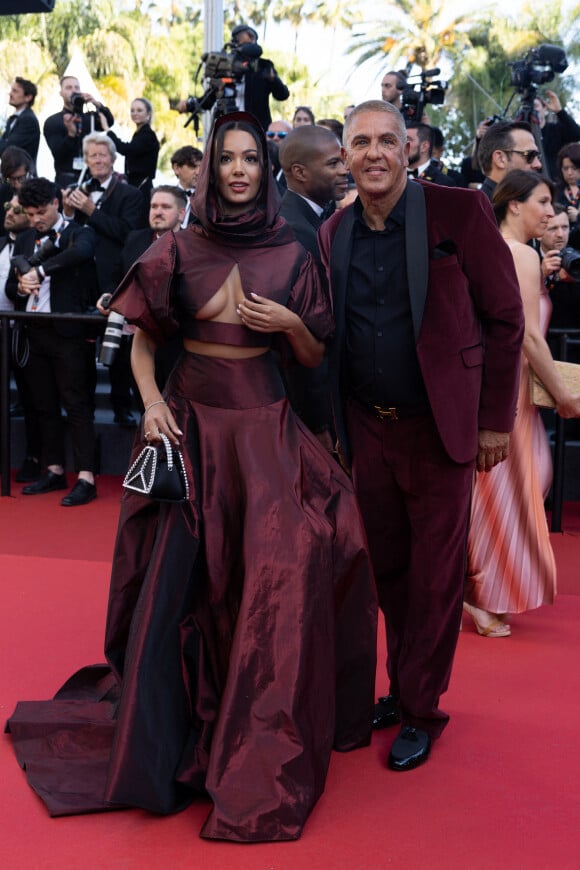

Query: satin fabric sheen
[[7, 351, 377, 842], [466, 286, 556, 613]]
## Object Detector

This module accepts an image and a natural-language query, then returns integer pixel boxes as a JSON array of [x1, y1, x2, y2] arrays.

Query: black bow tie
[[321, 201, 336, 221], [86, 179, 106, 193], [408, 168, 419, 178], [184, 189, 193, 197]]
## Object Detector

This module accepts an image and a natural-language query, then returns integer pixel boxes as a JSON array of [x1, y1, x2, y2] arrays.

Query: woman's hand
[[237, 292, 300, 334], [567, 205, 578, 224], [143, 400, 183, 446], [97, 111, 110, 132]]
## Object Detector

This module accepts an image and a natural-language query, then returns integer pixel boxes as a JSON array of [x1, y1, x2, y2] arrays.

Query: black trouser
[[24, 323, 96, 472]]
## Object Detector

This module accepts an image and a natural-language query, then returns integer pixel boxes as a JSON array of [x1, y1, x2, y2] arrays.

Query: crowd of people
[[3, 23, 580, 845]]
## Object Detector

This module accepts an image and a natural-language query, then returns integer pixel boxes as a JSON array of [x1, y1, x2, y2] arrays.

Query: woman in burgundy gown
[[7, 113, 377, 842], [465, 170, 580, 636]]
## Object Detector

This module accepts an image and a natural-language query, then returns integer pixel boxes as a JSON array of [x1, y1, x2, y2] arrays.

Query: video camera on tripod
[[401, 68, 448, 126], [173, 34, 263, 132]]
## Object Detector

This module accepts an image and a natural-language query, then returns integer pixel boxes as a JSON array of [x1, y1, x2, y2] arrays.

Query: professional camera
[[401, 68, 448, 126], [71, 93, 86, 115], [509, 44, 568, 93], [11, 232, 59, 278], [175, 37, 263, 129], [98, 293, 125, 367], [560, 247, 580, 281]]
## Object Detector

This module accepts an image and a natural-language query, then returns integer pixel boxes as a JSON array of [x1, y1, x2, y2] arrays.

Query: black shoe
[[372, 694, 401, 730], [15, 457, 42, 483], [22, 471, 67, 495], [387, 726, 431, 772], [10, 402, 24, 418], [114, 410, 137, 428], [61, 479, 97, 507]]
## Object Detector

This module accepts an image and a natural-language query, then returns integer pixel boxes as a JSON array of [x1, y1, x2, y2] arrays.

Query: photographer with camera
[[533, 90, 580, 182], [6, 177, 99, 506], [177, 24, 289, 131], [62, 132, 145, 428], [43, 76, 115, 187]]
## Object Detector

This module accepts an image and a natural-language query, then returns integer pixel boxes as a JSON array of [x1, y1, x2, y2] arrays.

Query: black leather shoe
[[61, 479, 97, 507], [372, 694, 401, 730], [114, 410, 137, 428], [22, 471, 67, 495], [387, 726, 431, 772], [15, 457, 42, 483]]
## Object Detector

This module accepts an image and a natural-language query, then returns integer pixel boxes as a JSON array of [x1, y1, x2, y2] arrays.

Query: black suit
[[6, 220, 98, 472], [72, 174, 146, 294], [278, 190, 332, 435], [43, 106, 115, 186], [0, 106, 40, 162], [279, 190, 323, 258]]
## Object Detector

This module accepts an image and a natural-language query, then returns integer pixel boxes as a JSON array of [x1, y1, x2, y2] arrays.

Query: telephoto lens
[[99, 311, 125, 366]]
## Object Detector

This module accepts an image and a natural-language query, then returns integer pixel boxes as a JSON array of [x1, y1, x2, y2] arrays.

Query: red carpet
[[1, 480, 580, 869]]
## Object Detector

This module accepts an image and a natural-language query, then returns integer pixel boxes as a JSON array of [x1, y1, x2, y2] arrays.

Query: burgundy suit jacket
[[318, 179, 525, 465]]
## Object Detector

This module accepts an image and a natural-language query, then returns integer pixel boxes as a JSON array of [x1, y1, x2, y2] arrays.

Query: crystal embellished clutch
[[123, 433, 189, 502]]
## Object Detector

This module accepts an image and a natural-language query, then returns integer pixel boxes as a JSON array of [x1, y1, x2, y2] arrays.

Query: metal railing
[[0, 309, 105, 497]]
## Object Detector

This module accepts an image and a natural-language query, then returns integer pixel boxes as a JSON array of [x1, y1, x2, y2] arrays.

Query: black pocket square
[[432, 239, 457, 258]]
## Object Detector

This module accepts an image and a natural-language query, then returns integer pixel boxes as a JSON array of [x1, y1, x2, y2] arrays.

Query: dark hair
[[552, 203, 568, 217], [151, 184, 188, 208], [477, 121, 534, 174], [292, 106, 315, 125], [383, 69, 407, 89], [1, 145, 34, 179], [317, 118, 344, 140], [408, 122, 433, 150], [492, 170, 553, 224], [15, 77, 37, 107], [17, 177, 59, 208], [171, 145, 203, 167], [556, 142, 580, 175], [430, 126, 444, 151]]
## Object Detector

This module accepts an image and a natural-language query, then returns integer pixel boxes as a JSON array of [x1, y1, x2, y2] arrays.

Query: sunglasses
[[503, 149, 541, 164], [266, 131, 288, 139], [3, 202, 24, 214]]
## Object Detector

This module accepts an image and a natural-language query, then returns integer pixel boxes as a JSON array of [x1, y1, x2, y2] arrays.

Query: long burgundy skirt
[[7, 351, 377, 842]]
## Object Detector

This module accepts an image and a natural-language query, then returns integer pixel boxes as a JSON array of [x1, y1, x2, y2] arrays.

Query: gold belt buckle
[[373, 404, 399, 422]]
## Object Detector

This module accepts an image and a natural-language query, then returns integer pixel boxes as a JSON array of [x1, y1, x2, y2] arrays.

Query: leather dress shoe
[[114, 410, 137, 428], [372, 694, 401, 730], [61, 479, 97, 507], [22, 471, 67, 495], [387, 726, 431, 772]]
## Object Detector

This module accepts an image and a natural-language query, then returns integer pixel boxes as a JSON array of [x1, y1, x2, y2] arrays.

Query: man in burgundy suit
[[318, 100, 524, 771]]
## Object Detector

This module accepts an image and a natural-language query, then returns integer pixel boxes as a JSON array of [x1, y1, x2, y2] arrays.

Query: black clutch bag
[[123, 433, 189, 502]]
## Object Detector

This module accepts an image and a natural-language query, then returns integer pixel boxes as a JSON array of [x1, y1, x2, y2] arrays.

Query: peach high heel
[[463, 602, 511, 637]]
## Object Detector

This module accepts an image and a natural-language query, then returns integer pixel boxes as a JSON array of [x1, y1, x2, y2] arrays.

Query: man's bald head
[[278, 125, 340, 171], [278, 125, 348, 206]]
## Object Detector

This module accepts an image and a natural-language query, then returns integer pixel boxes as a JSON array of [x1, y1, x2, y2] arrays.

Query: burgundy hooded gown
[[7, 113, 377, 842]]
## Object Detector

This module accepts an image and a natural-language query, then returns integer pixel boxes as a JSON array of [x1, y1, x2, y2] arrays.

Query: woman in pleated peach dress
[[465, 170, 580, 636]]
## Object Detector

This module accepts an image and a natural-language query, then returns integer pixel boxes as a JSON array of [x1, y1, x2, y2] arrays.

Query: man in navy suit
[[318, 100, 524, 770], [0, 78, 40, 164]]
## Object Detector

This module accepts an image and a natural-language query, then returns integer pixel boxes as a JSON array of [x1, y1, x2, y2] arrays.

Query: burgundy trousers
[[346, 401, 474, 738]]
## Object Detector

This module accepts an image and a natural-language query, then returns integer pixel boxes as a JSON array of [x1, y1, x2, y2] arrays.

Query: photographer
[[178, 24, 289, 130], [533, 90, 580, 181], [540, 204, 580, 333], [6, 178, 99, 506], [43, 76, 114, 187]]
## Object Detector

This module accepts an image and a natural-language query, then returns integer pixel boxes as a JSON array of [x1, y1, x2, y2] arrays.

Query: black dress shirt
[[345, 194, 429, 409]]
